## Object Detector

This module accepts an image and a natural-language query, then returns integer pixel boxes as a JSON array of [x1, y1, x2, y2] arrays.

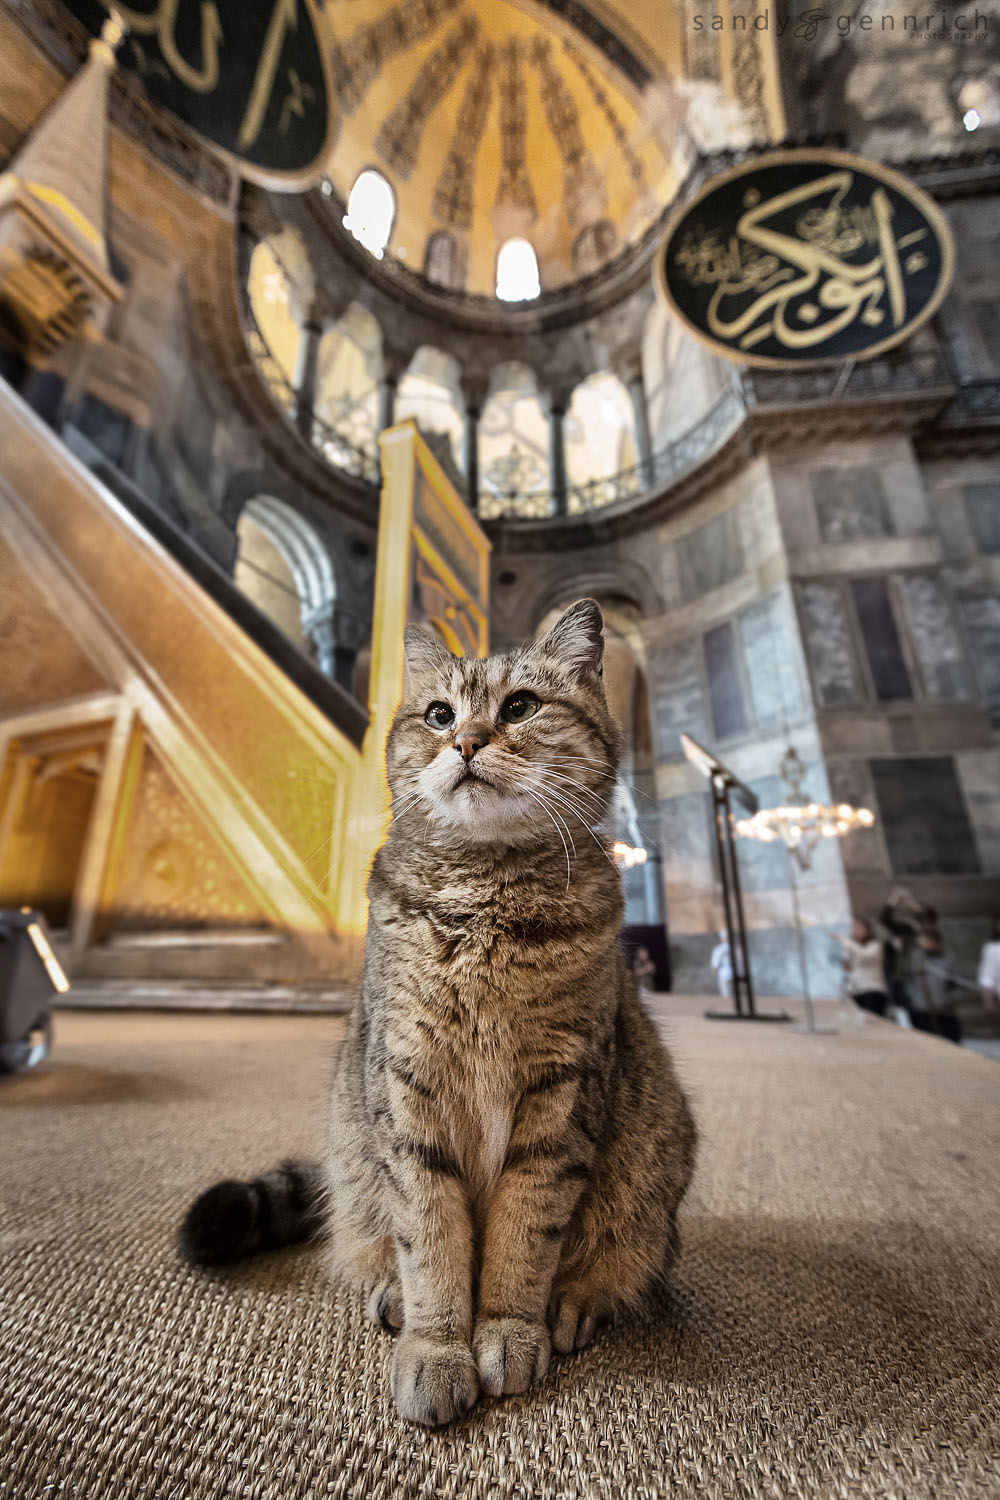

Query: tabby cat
[[180, 599, 696, 1426]]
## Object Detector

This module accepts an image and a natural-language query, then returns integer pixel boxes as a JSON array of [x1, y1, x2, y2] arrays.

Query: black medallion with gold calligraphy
[[62, 0, 331, 184], [655, 150, 954, 369]]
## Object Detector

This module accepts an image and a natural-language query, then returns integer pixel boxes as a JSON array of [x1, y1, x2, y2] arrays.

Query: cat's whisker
[[532, 769, 609, 815], [531, 769, 608, 814], [536, 758, 658, 802], [518, 785, 574, 891], [527, 780, 619, 872], [535, 770, 663, 854]]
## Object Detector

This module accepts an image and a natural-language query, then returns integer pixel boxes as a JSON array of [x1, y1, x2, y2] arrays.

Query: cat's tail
[[178, 1158, 326, 1266]]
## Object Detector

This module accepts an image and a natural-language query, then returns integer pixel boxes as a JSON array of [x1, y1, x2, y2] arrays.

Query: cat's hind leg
[[356, 1238, 404, 1332]]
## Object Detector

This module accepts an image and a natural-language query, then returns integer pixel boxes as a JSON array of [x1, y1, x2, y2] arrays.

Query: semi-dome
[[319, 0, 686, 296]]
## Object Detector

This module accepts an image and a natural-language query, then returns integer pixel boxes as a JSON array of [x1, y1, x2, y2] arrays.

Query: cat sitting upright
[[180, 599, 696, 1426]]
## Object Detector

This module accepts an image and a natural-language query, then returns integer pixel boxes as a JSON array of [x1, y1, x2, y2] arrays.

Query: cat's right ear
[[537, 598, 605, 681], [403, 625, 455, 686]]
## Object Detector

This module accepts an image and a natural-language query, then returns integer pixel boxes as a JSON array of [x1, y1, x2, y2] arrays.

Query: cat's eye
[[424, 701, 455, 730], [501, 691, 541, 724]]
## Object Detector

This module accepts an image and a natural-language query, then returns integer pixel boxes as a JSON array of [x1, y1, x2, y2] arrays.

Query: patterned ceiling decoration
[[532, 0, 654, 90], [432, 43, 496, 231], [330, 0, 463, 117], [529, 35, 605, 231], [376, 15, 481, 179], [318, 0, 785, 296], [563, 38, 647, 193], [495, 37, 537, 220]]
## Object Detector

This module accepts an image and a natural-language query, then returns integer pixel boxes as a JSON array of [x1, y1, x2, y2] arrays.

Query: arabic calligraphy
[[657, 151, 953, 369], [63, 0, 329, 180]]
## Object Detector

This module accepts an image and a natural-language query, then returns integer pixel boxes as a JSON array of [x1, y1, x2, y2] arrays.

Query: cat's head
[[386, 599, 621, 848]]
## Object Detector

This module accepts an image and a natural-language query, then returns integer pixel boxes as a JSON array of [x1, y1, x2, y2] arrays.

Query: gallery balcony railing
[[240, 285, 976, 524], [241, 301, 381, 488], [938, 377, 1000, 425], [736, 346, 955, 409], [476, 384, 747, 521]]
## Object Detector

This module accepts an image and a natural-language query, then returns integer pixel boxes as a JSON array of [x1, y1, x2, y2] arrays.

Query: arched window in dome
[[343, 169, 395, 259], [424, 231, 465, 291], [495, 238, 540, 302]]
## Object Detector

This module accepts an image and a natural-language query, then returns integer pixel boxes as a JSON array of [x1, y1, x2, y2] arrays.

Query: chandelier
[[734, 747, 874, 869], [611, 841, 648, 870]]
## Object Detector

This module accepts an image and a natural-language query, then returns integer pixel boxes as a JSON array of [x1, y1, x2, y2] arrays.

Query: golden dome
[[319, 0, 687, 296]]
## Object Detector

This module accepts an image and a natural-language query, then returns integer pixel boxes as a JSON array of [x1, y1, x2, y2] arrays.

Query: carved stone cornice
[[299, 184, 666, 337], [916, 378, 1000, 459]]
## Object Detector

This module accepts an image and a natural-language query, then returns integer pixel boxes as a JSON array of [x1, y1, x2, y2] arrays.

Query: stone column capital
[[459, 371, 491, 417]]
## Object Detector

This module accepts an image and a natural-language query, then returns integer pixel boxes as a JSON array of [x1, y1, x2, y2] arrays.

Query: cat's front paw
[[365, 1277, 403, 1333], [473, 1316, 550, 1397], [390, 1334, 479, 1426]]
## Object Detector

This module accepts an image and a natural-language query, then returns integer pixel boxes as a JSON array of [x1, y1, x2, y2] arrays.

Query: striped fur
[[328, 601, 695, 1424], [180, 601, 696, 1426]]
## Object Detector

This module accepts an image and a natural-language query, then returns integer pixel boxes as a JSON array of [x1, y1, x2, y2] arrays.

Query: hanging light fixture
[[733, 746, 874, 868], [612, 841, 648, 870], [732, 746, 876, 1036]]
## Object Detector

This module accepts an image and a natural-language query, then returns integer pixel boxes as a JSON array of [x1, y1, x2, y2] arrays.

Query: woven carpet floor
[[2, 997, 999, 1500]]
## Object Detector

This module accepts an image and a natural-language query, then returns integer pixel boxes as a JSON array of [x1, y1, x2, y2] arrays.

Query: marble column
[[294, 316, 322, 443], [624, 364, 653, 491], [459, 375, 489, 514], [548, 396, 569, 517], [303, 603, 335, 677], [463, 405, 481, 512], [378, 369, 399, 436]]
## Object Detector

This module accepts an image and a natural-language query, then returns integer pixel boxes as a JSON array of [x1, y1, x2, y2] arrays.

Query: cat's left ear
[[403, 624, 456, 683], [538, 598, 605, 680]]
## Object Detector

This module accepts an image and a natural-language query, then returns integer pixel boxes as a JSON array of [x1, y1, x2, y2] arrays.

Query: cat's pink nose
[[454, 731, 490, 761]]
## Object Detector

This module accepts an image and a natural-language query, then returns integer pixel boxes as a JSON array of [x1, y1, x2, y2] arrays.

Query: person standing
[[631, 945, 656, 992], [978, 915, 1000, 1016], [911, 929, 963, 1044], [835, 917, 889, 1016], [880, 888, 937, 1019], [710, 930, 733, 1002]]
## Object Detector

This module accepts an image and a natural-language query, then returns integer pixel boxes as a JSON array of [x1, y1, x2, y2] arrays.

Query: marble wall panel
[[964, 483, 1000, 555], [956, 749, 1000, 878], [703, 622, 747, 740], [824, 759, 885, 874], [956, 596, 1000, 724], [650, 637, 708, 759], [740, 589, 807, 730], [869, 756, 980, 877], [676, 511, 744, 602], [897, 575, 975, 701], [798, 582, 860, 706], [746, 923, 844, 1001], [812, 466, 893, 543]]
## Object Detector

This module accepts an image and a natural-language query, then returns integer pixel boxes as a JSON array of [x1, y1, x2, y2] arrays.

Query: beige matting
[[2, 997, 999, 1499]]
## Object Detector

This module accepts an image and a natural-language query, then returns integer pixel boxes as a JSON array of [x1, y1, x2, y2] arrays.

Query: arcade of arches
[[1, 0, 999, 1004]]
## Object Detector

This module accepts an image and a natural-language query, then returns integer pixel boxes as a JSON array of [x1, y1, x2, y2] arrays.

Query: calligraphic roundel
[[62, 0, 331, 185], [655, 149, 954, 369]]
